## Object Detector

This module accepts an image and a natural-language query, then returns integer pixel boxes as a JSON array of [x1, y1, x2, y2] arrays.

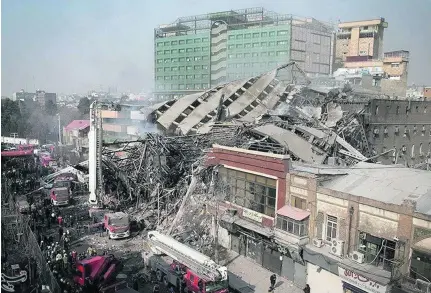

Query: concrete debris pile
[[95, 62, 391, 245]]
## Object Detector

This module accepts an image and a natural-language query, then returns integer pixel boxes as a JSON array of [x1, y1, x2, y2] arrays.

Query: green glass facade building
[[154, 7, 334, 97]]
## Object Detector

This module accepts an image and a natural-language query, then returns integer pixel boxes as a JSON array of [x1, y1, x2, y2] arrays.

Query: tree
[[77, 97, 91, 116], [1, 99, 26, 136]]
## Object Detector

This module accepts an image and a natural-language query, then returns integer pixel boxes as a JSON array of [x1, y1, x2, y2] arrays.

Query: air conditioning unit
[[312, 238, 323, 248], [351, 251, 365, 264], [329, 239, 344, 257]]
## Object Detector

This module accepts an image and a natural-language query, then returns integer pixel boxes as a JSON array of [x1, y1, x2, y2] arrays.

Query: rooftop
[[64, 120, 90, 132], [321, 162, 431, 215]]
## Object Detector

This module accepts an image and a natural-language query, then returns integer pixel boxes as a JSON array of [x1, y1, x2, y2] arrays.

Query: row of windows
[[228, 30, 289, 40], [373, 125, 431, 138], [156, 65, 209, 72], [219, 167, 277, 217], [227, 62, 280, 69], [276, 215, 309, 237], [227, 41, 288, 49], [156, 83, 210, 90], [156, 37, 209, 47], [156, 74, 209, 80], [380, 142, 431, 158], [156, 56, 209, 64], [228, 51, 288, 59], [157, 47, 209, 55]]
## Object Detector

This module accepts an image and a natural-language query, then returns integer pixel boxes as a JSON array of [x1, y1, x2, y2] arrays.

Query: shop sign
[[242, 208, 263, 223], [338, 267, 387, 293]]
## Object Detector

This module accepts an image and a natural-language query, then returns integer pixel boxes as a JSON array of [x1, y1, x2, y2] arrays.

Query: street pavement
[[224, 252, 303, 293]]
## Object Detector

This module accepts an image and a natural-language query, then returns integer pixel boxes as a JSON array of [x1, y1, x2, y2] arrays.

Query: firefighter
[[58, 226, 64, 242]]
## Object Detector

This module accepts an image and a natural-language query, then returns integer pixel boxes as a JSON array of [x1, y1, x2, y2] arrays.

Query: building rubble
[[83, 62, 394, 255]]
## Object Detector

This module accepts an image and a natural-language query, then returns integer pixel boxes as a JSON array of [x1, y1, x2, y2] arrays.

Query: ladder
[[148, 236, 221, 281], [95, 106, 104, 202]]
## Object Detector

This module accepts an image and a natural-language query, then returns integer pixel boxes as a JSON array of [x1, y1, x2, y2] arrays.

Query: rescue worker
[[87, 246, 93, 257], [63, 253, 69, 273], [58, 226, 64, 242], [51, 212, 56, 224]]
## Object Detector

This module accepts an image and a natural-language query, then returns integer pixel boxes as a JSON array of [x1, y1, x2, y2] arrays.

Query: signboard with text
[[242, 208, 263, 223], [338, 267, 387, 293]]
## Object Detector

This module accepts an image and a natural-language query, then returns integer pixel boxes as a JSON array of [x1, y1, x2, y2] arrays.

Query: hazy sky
[[2, 0, 430, 96]]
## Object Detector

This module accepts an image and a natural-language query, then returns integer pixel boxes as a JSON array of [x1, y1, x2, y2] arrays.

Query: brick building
[[209, 145, 431, 293]]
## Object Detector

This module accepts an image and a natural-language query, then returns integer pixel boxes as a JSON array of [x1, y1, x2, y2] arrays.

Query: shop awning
[[277, 205, 310, 221]]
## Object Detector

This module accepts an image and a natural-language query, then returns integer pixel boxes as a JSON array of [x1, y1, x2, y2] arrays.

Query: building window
[[291, 195, 307, 210], [186, 39, 193, 44], [253, 33, 260, 38], [326, 215, 337, 242], [194, 47, 201, 52], [194, 38, 201, 43], [171, 41, 178, 45], [218, 167, 277, 217], [261, 32, 268, 37], [236, 34, 243, 39], [276, 215, 309, 237], [277, 30, 288, 36], [179, 40, 185, 45], [358, 232, 397, 271], [269, 31, 276, 37]]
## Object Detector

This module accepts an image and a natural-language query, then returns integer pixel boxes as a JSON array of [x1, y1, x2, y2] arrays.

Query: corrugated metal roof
[[321, 162, 431, 215], [277, 205, 310, 221], [64, 120, 90, 132]]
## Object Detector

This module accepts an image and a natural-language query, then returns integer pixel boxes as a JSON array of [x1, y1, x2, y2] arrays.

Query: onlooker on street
[[304, 284, 311, 293], [269, 274, 276, 291]]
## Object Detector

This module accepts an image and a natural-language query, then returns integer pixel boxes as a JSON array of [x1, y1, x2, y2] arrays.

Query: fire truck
[[144, 231, 229, 293]]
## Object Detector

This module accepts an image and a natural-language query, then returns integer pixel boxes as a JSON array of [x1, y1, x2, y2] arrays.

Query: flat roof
[[321, 162, 431, 215]]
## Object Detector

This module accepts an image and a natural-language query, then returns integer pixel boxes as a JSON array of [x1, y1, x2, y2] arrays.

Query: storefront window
[[218, 167, 276, 217], [276, 215, 308, 237], [358, 232, 397, 271]]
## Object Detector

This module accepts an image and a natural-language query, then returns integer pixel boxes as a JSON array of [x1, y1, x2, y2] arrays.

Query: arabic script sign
[[1, 271, 28, 292], [338, 267, 387, 293], [242, 208, 263, 223]]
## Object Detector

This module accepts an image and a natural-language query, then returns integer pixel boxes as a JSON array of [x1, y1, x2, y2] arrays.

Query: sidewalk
[[223, 252, 302, 293]]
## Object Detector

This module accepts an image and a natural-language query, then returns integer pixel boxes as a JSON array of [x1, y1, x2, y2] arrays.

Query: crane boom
[[147, 231, 228, 282]]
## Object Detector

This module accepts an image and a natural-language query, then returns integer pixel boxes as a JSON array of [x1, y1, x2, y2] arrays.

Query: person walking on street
[[303, 284, 310, 293], [269, 274, 277, 291]]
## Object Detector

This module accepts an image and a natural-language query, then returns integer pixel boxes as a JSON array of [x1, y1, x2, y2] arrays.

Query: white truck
[[143, 231, 229, 293]]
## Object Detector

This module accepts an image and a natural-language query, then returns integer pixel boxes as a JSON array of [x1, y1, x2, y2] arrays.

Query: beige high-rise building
[[335, 18, 388, 67]]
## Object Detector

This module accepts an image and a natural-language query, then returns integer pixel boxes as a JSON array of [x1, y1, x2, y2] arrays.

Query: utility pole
[[57, 114, 62, 145]]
